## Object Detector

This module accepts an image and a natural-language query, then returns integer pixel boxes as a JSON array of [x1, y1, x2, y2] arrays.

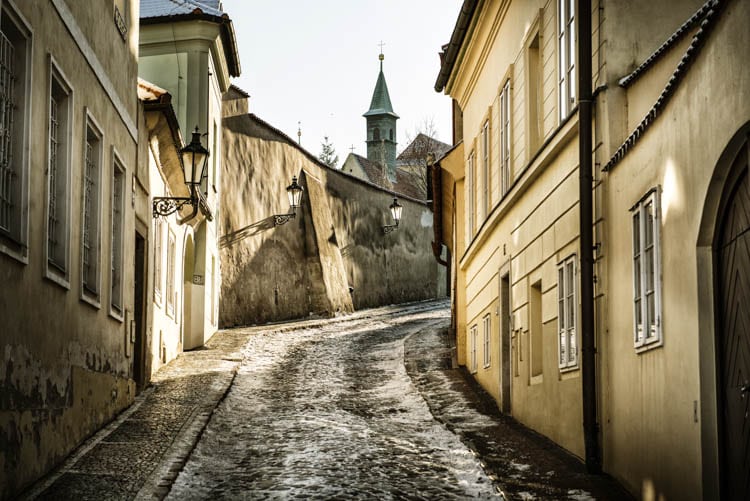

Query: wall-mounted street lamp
[[383, 197, 403, 234], [274, 176, 304, 226], [152, 127, 212, 222]]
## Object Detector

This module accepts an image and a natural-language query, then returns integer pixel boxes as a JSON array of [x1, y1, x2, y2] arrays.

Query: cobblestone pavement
[[23, 300, 632, 500]]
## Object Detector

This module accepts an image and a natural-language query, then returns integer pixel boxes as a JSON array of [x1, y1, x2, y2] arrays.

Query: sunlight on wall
[[642, 477, 667, 501], [661, 157, 681, 224]]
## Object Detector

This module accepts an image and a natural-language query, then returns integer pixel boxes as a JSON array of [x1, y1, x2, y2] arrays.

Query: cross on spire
[[378, 40, 386, 53], [349, 145, 355, 153]]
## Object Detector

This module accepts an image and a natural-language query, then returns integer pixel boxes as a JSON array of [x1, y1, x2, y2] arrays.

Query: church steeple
[[363, 50, 399, 182]]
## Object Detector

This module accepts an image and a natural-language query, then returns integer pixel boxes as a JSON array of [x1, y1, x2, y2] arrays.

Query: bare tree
[[397, 118, 450, 199]]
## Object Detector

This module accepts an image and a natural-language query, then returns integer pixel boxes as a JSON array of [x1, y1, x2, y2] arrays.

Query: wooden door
[[717, 143, 749, 500]]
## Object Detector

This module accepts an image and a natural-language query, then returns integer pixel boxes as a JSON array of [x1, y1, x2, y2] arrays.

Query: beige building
[[0, 0, 142, 496], [139, 0, 240, 350], [434, 0, 749, 499]]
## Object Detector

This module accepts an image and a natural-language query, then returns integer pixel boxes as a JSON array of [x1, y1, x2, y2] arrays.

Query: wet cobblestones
[[24, 300, 632, 500]]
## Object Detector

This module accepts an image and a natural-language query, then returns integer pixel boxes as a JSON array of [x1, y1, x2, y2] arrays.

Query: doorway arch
[[697, 121, 750, 500]]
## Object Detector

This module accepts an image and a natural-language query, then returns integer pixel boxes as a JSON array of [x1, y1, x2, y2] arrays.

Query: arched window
[[373, 128, 380, 141], [389, 129, 393, 141]]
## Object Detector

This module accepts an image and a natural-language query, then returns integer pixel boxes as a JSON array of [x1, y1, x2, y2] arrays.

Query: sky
[[221, 0, 462, 167]]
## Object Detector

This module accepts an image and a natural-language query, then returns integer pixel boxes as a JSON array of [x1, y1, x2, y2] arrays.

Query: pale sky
[[221, 0, 462, 167]]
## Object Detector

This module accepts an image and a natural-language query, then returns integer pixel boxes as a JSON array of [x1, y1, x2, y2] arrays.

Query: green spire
[[364, 53, 399, 118]]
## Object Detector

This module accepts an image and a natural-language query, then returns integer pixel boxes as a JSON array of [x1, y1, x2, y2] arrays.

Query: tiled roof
[[397, 133, 451, 162], [350, 153, 425, 200], [137, 78, 170, 102], [140, 0, 226, 19]]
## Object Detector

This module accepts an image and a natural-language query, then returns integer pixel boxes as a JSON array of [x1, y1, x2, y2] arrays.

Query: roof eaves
[[434, 0, 479, 93]]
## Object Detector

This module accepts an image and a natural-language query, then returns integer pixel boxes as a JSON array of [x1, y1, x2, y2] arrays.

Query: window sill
[[44, 268, 71, 290], [0, 241, 29, 265], [635, 339, 663, 354], [529, 374, 543, 386], [109, 306, 124, 323], [483, 363, 491, 370], [559, 366, 579, 379], [80, 291, 101, 310]]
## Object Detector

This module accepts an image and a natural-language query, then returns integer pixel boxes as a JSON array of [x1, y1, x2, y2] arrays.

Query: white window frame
[[481, 120, 490, 219], [81, 111, 104, 307], [109, 150, 125, 319], [45, 56, 73, 286], [153, 217, 163, 305], [0, 3, 32, 263], [470, 324, 478, 373], [632, 187, 663, 351], [483, 314, 491, 368], [467, 151, 475, 238], [166, 229, 176, 318], [557, 254, 578, 370], [558, 0, 576, 120], [499, 79, 511, 197]]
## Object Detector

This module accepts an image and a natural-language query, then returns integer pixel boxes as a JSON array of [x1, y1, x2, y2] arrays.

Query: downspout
[[430, 163, 448, 267], [578, 0, 600, 473]]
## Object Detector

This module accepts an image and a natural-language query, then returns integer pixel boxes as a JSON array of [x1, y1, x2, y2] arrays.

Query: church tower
[[364, 52, 399, 182]]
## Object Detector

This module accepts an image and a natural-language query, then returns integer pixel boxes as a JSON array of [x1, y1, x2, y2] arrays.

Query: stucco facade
[[0, 0, 140, 496], [219, 91, 442, 327], [435, 0, 749, 499]]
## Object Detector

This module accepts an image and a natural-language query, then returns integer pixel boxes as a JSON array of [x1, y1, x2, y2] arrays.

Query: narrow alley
[[25, 301, 629, 500]]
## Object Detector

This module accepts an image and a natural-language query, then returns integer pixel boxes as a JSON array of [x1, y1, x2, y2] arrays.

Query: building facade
[[434, 0, 749, 499], [0, 0, 141, 496]]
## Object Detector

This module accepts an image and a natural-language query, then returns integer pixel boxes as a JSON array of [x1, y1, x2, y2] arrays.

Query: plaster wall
[[0, 1, 139, 496], [219, 109, 440, 327], [600, 0, 750, 498]]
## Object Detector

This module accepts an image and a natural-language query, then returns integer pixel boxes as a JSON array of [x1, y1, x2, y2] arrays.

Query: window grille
[[111, 166, 124, 312], [166, 231, 176, 316], [500, 80, 511, 196], [0, 32, 15, 235], [154, 218, 162, 300], [82, 134, 99, 295], [48, 95, 61, 267]]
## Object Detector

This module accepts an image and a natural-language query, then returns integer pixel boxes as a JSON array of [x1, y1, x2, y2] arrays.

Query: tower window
[[373, 128, 380, 141], [389, 129, 393, 141]]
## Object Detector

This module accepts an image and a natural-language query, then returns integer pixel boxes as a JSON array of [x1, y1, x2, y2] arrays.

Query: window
[[47, 61, 73, 277], [211, 255, 216, 325], [166, 229, 176, 317], [499, 80, 511, 197], [526, 30, 542, 154], [373, 128, 380, 141], [467, 151, 476, 238], [211, 120, 218, 191], [0, 6, 31, 258], [483, 314, 491, 368], [470, 324, 478, 373], [153, 218, 163, 303], [557, 255, 577, 370], [82, 118, 103, 301], [632, 188, 662, 349], [481, 120, 490, 218], [110, 156, 125, 315], [114, 0, 129, 40], [558, 0, 576, 120], [530, 281, 543, 379]]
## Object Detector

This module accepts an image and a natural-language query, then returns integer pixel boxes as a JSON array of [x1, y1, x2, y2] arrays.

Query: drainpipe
[[578, 0, 600, 473]]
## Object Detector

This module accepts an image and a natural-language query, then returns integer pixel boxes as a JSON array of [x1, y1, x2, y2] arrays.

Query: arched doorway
[[182, 234, 194, 350], [715, 136, 749, 500]]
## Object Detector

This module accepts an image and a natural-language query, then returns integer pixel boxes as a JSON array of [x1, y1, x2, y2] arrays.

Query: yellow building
[[435, 0, 749, 499]]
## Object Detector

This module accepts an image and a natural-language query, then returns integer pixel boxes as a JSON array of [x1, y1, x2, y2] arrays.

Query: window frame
[[0, 3, 32, 263], [467, 150, 476, 238], [80, 110, 104, 307], [632, 187, 663, 351], [109, 149, 125, 320], [483, 314, 491, 368], [153, 217, 163, 305], [557, 254, 578, 371], [499, 79, 511, 197], [44, 55, 74, 287], [470, 324, 479, 373], [481, 119, 490, 219], [166, 228, 176, 318], [557, 0, 576, 121]]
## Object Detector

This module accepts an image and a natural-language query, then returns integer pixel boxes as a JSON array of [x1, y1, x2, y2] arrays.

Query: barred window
[[110, 158, 125, 314], [47, 63, 72, 275], [0, 6, 31, 256], [82, 120, 103, 299]]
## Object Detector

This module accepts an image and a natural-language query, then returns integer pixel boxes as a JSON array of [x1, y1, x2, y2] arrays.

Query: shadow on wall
[[219, 216, 275, 249]]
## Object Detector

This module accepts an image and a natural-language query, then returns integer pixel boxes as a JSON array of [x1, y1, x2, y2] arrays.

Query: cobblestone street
[[24, 300, 630, 500]]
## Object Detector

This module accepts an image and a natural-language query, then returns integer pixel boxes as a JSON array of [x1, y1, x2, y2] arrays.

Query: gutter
[[430, 163, 448, 266], [434, 0, 479, 93], [578, 0, 601, 474]]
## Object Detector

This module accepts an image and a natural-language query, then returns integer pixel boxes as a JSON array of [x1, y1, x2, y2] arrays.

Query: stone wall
[[219, 93, 441, 327]]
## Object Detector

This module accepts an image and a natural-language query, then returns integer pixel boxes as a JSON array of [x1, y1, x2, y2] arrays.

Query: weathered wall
[[0, 1, 140, 496], [219, 100, 440, 327]]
